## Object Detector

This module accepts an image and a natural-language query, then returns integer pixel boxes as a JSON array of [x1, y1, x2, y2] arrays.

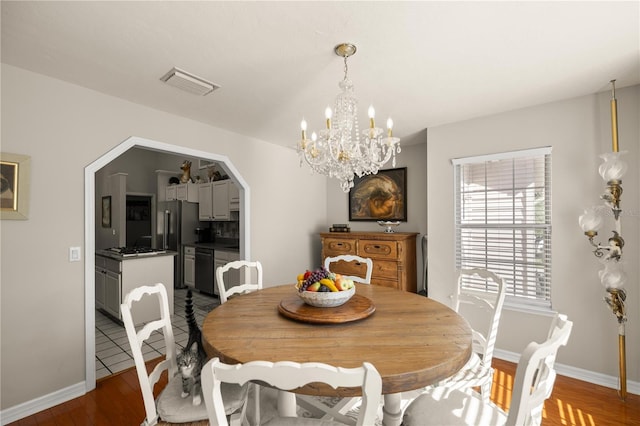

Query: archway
[[84, 136, 250, 390]]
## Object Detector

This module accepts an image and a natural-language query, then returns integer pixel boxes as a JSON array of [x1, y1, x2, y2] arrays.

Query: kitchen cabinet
[[95, 257, 107, 310], [104, 270, 121, 319], [214, 250, 240, 294], [96, 253, 175, 324], [178, 183, 198, 202], [184, 246, 196, 288], [198, 183, 214, 220], [95, 255, 122, 318], [199, 180, 237, 221], [212, 181, 230, 220], [320, 231, 418, 292], [229, 182, 240, 211], [167, 183, 199, 202], [166, 185, 177, 201]]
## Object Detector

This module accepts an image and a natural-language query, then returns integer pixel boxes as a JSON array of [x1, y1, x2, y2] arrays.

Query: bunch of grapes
[[299, 268, 329, 292]]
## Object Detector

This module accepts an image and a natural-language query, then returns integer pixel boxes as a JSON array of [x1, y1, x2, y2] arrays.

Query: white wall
[[0, 64, 327, 410], [427, 85, 639, 383]]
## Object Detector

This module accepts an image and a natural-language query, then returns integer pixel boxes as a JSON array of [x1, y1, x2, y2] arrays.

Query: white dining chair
[[324, 254, 373, 284], [121, 283, 247, 426], [403, 313, 573, 426], [216, 260, 263, 304], [202, 358, 383, 426], [437, 268, 507, 404], [215, 259, 265, 423]]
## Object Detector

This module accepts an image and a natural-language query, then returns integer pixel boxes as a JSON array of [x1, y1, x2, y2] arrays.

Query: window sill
[[503, 300, 556, 317]]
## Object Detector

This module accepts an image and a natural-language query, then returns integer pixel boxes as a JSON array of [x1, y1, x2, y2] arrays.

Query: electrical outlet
[[69, 247, 81, 262]]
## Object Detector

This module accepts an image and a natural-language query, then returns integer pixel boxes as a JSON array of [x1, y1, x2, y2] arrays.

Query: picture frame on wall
[[102, 196, 112, 228], [349, 167, 407, 221], [0, 153, 31, 220]]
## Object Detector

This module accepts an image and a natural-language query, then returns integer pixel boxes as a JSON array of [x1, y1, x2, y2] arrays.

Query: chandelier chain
[[343, 55, 349, 81]]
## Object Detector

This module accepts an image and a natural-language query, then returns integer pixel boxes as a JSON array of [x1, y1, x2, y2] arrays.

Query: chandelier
[[297, 43, 401, 192]]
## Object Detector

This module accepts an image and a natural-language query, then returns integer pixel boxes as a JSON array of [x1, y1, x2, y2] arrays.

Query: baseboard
[[494, 349, 640, 396], [0, 381, 86, 425]]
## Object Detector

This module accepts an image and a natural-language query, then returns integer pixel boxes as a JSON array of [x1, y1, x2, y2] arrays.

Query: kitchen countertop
[[184, 240, 240, 253], [96, 249, 178, 261]]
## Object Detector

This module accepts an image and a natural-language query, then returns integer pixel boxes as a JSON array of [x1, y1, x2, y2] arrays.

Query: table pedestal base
[[277, 391, 404, 426], [382, 393, 403, 426]]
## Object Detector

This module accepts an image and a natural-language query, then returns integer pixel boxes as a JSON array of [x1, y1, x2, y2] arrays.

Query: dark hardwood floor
[[9, 357, 640, 425]]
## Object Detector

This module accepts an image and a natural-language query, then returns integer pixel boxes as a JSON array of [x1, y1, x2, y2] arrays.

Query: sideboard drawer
[[328, 258, 370, 278], [324, 238, 358, 256], [358, 240, 398, 260], [371, 259, 399, 280], [370, 276, 399, 289]]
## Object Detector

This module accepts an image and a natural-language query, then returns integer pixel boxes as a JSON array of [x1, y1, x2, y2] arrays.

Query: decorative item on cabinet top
[[320, 231, 418, 293]]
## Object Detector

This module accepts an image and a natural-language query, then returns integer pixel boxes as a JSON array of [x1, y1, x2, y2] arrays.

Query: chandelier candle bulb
[[301, 119, 307, 140], [387, 118, 394, 137], [325, 107, 332, 129], [368, 105, 376, 128]]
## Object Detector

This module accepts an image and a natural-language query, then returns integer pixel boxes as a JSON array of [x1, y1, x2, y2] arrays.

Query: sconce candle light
[[578, 80, 627, 400]]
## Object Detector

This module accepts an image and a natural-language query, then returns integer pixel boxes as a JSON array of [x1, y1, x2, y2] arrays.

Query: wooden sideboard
[[320, 231, 418, 293]]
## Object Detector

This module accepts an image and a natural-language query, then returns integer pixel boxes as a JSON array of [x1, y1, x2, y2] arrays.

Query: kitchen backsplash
[[213, 220, 239, 238]]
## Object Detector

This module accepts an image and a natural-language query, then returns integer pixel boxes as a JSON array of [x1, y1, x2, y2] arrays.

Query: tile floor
[[95, 288, 219, 380]]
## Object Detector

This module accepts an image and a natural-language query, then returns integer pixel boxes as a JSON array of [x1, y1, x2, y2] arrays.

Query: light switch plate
[[69, 246, 81, 262]]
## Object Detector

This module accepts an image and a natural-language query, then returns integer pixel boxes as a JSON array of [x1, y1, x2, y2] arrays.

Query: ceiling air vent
[[160, 67, 219, 96]]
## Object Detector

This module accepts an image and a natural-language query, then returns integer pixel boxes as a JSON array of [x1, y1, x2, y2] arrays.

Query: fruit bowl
[[297, 285, 355, 308]]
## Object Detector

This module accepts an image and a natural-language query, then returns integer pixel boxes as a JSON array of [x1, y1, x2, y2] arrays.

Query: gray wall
[[325, 140, 428, 291], [2, 63, 639, 414], [427, 85, 639, 383], [0, 64, 327, 409]]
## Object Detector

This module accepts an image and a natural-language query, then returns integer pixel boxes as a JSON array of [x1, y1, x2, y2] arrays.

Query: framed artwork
[[102, 196, 112, 228], [349, 167, 407, 221], [0, 153, 31, 220]]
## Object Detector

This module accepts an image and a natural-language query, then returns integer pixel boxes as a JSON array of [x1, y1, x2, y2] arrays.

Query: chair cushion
[[157, 376, 247, 423], [402, 387, 507, 426], [441, 352, 493, 389]]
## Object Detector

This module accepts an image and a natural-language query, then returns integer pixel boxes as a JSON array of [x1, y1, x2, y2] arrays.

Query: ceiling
[[2, 1, 639, 148]]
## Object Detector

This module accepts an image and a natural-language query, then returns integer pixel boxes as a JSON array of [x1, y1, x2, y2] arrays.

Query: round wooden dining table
[[202, 284, 472, 426]]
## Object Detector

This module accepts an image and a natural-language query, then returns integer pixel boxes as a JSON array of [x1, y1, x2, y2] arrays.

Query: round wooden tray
[[278, 293, 375, 324]]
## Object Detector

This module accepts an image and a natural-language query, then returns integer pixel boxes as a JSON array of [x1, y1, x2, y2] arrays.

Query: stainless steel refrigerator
[[158, 200, 200, 288]]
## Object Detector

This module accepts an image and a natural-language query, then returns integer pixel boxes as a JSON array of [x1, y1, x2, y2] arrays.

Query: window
[[453, 147, 552, 310]]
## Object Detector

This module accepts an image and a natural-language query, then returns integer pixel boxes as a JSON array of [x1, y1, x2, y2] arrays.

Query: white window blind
[[453, 147, 552, 309]]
